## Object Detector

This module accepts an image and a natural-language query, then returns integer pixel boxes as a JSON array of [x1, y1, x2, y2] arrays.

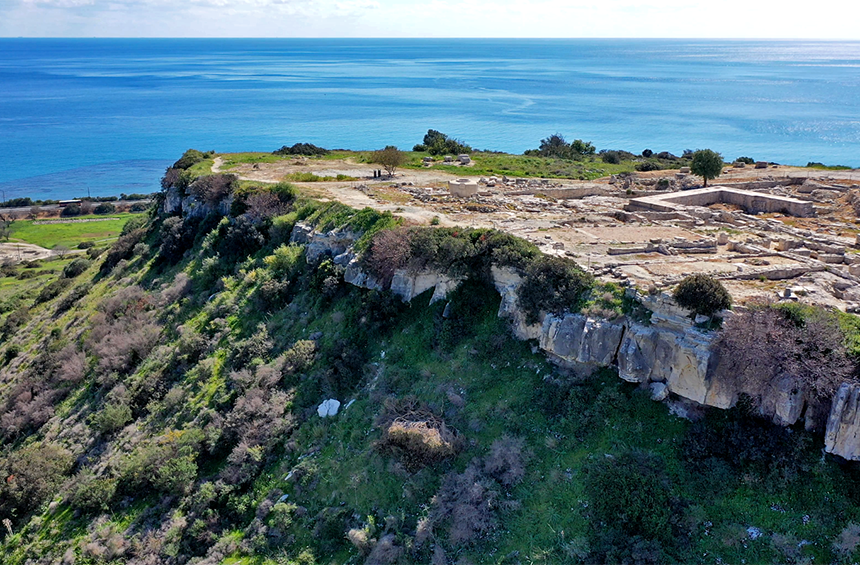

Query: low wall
[[627, 186, 815, 217]]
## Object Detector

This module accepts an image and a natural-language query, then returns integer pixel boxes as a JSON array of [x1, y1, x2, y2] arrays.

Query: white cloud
[[1, 0, 858, 37]]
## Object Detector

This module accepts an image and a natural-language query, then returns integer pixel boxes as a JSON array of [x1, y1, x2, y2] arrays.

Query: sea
[[1, 38, 859, 201]]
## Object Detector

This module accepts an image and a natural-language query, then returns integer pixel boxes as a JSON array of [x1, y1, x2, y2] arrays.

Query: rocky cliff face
[[293, 223, 860, 461], [825, 383, 860, 460]]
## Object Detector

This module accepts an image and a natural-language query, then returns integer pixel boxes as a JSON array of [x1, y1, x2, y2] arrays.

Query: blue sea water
[[1, 38, 859, 200]]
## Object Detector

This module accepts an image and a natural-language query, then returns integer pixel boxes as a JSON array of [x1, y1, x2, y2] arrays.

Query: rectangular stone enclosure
[[626, 186, 815, 217]]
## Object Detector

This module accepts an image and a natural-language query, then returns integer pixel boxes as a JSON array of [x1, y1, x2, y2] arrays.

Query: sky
[[0, 0, 858, 38]]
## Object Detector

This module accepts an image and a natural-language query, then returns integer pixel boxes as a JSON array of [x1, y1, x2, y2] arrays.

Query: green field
[[8, 212, 143, 249]]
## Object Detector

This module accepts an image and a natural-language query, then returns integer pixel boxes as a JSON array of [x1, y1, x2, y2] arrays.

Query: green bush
[[518, 255, 594, 324], [635, 161, 662, 172], [77, 241, 95, 249], [672, 273, 731, 316], [91, 402, 132, 434], [583, 450, 673, 542], [93, 202, 116, 214], [63, 257, 92, 278], [35, 278, 71, 305], [61, 204, 82, 217]]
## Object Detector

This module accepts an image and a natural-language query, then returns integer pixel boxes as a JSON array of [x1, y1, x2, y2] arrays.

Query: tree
[[373, 146, 405, 177], [672, 273, 731, 317], [690, 149, 724, 187]]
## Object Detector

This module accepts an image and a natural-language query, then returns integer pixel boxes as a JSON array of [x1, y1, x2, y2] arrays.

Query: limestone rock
[[491, 265, 543, 340], [390, 269, 460, 304], [825, 383, 860, 460], [317, 399, 341, 418], [539, 314, 625, 368], [756, 376, 806, 426], [343, 257, 383, 291], [649, 382, 669, 401]]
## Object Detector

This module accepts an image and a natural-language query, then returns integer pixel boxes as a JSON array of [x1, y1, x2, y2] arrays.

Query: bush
[[1, 442, 75, 519], [672, 274, 731, 316], [376, 397, 460, 469], [712, 303, 856, 414], [583, 450, 673, 542], [173, 148, 208, 170], [35, 278, 71, 305], [92, 402, 133, 434], [518, 255, 594, 324], [635, 160, 662, 172], [420, 129, 472, 156], [68, 470, 118, 513], [77, 240, 95, 249], [63, 257, 92, 278], [272, 142, 328, 156], [61, 203, 82, 217], [601, 151, 621, 164], [102, 228, 147, 272], [93, 202, 116, 214], [736, 156, 755, 165]]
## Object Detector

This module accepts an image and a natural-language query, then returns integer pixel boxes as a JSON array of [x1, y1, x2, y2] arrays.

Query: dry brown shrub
[[483, 435, 529, 487], [364, 534, 403, 565], [430, 465, 500, 547], [363, 228, 413, 286], [713, 302, 857, 414], [834, 523, 860, 557], [376, 397, 461, 469]]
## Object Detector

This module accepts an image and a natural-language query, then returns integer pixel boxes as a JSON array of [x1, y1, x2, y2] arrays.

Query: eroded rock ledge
[[294, 221, 860, 461]]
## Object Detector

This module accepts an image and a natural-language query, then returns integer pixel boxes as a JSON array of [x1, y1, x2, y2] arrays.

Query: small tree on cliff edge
[[690, 149, 724, 187], [673, 273, 731, 317], [373, 146, 405, 177]]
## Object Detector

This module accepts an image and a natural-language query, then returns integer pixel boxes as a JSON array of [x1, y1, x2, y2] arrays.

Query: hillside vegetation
[[3, 159, 860, 564]]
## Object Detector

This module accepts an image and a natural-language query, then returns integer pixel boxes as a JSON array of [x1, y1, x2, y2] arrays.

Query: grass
[[212, 150, 675, 181], [8, 212, 142, 249]]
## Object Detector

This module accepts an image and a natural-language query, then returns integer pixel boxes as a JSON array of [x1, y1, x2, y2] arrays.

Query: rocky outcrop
[[161, 186, 232, 219], [290, 221, 360, 264], [390, 269, 461, 304], [825, 384, 860, 460], [299, 224, 860, 460], [490, 266, 542, 340], [540, 314, 625, 369], [343, 257, 384, 291]]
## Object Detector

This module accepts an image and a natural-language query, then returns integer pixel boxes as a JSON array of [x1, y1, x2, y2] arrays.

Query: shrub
[[1, 442, 75, 518], [483, 435, 529, 487], [92, 402, 133, 434], [77, 240, 95, 249], [263, 243, 304, 276], [601, 151, 621, 164], [35, 278, 71, 305], [188, 174, 236, 206], [61, 203, 82, 217], [272, 142, 328, 156], [173, 148, 208, 170], [635, 161, 662, 172], [429, 465, 501, 546], [518, 255, 594, 324], [102, 227, 147, 272], [376, 397, 460, 469], [63, 257, 92, 278], [712, 303, 856, 414], [736, 156, 755, 165], [68, 470, 118, 513], [93, 202, 116, 214], [583, 450, 673, 542], [672, 273, 731, 316]]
